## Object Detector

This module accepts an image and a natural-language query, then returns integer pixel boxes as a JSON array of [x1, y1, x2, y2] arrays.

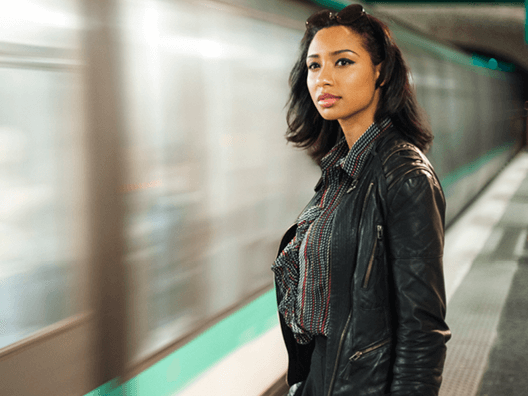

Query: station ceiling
[[369, 4, 528, 72]]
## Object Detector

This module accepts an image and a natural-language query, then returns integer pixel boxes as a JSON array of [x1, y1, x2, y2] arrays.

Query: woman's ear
[[375, 63, 385, 88]]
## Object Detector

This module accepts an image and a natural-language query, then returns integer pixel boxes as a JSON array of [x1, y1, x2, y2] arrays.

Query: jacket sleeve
[[385, 170, 451, 396]]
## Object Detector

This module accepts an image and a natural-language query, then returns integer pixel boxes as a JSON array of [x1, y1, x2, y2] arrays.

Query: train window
[[0, 0, 85, 351], [0, 1, 105, 395]]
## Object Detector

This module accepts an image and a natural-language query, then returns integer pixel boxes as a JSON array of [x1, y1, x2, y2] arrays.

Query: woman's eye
[[336, 58, 354, 66], [308, 62, 320, 70]]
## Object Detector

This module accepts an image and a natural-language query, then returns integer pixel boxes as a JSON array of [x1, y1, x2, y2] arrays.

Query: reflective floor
[[440, 150, 528, 396]]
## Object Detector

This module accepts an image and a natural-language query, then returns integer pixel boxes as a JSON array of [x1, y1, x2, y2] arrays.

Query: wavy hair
[[286, 12, 432, 163]]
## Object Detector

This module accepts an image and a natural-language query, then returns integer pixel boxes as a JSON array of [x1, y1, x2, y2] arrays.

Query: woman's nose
[[316, 64, 334, 86]]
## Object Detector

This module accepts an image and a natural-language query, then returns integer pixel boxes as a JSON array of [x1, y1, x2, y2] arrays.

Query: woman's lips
[[318, 94, 340, 108]]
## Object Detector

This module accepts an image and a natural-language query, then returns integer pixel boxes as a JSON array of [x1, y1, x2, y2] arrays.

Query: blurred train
[[0, 0, 525, 395]]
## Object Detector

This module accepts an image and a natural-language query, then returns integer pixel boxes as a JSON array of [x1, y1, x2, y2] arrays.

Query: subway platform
[[440, 150, 528, 396]]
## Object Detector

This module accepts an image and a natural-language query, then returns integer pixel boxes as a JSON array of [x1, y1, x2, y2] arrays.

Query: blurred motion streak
[[83, 0, 128, 387], [0, 0, 106, 395], [117, 179, 163, 193], [1, 0, 318, 393], [0, 0, 84, 349], [117, 0, 318, 371]]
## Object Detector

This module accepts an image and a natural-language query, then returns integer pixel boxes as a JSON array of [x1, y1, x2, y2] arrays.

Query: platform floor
[[440, 150, 528, 396]]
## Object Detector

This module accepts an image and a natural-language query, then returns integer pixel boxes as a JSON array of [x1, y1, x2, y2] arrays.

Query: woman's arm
[[385, 171, 451, 396]]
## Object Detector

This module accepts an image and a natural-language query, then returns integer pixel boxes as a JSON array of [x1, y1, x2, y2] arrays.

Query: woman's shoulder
[[373, 126, 440, 192]]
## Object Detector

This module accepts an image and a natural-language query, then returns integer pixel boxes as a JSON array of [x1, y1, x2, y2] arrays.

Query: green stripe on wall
[[309, 0, 353, 8], [439, 141, 515, 195], [85, 289, 279, 396]]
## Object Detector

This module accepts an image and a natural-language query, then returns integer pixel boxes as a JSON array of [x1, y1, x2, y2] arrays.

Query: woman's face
[[306, 25, 381, 128]]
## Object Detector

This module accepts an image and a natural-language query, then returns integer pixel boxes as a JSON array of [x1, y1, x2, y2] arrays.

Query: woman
[[272, 5, 451, 396]]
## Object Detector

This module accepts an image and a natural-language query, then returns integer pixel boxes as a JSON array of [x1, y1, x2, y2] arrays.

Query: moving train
[[0, 0, 524, 395]]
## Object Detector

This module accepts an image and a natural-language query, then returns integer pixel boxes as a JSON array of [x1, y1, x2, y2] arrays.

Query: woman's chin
[[317, 111, 339, 121]]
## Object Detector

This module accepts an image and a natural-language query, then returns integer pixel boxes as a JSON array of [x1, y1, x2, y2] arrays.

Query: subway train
[[0, 0, 525, 395]]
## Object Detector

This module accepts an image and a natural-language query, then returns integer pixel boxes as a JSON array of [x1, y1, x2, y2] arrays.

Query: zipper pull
[[377, 225, 383, 240], [346, 179, 358, 193], [350, 351, 363, 361]]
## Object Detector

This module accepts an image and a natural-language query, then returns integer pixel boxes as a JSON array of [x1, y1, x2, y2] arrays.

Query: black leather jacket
[[275, 126, 451, 396]]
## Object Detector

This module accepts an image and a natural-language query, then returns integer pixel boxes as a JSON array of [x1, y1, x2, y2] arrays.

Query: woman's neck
[[339, 112, 377, 149]]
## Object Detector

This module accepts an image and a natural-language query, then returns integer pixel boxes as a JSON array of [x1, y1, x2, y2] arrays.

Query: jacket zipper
[[327, 181, 376, 395], [362, 225, 383, 289], [326, 311, 352, 396], [355, 182, 374, 238], [346, 178, 358, 193], [361, 182, 374, 214], [349, 337, 391, 362]]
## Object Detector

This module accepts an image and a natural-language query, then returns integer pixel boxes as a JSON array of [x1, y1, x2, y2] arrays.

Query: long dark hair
[[286, 11, 432, 163]]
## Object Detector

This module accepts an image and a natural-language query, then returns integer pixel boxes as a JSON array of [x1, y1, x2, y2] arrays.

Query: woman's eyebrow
[[333, 49, 358, 56], [307, 49, 359, 59]]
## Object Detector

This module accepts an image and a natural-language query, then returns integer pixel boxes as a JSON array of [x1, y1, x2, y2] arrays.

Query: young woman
[[272, 5, 451, 396]]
